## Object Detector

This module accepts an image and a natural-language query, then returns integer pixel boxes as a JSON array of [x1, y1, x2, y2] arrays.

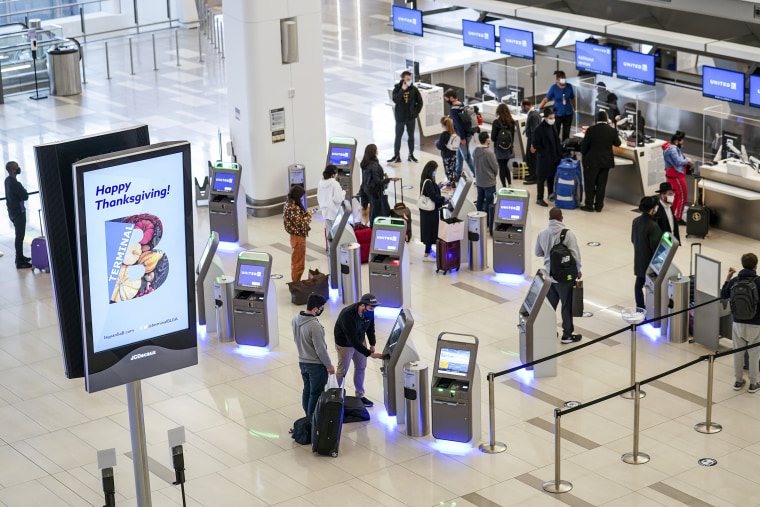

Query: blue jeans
[[300, 362, 328, 416], [476, 185, 496, 225], [455, 138, 474, 179]]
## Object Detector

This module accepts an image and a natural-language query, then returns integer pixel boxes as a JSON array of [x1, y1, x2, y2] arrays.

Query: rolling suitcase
[[435, 238, 460, 275], [352, 223, 371, 263], [311, 387, 344, 457], [554, 157, 583, 209], [389, 178, 412, 243], [32, 210, 50, 272], [686, 178, 710, 239]]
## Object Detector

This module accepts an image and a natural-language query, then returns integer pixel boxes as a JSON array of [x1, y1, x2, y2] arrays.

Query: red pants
[[665, 169, 687, 221]]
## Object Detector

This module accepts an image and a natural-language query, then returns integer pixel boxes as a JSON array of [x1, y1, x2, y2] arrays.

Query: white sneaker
[[423, 255, 435, 263]]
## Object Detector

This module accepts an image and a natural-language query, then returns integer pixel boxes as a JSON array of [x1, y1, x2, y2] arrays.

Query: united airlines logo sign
[[467, 30, 490, 40], [709, 79, 737, 90], [623, 61, 648, 72]]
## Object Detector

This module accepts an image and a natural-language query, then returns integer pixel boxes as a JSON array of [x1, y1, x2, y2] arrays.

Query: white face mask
[[559, 78, 567, 85], [546, 118, 556, 125], [404, 79, 412, 86], [666, 195, 674, 204]]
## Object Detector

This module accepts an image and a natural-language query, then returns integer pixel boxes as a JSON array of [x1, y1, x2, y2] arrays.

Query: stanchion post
[[695, 354, 723, 434], [80, 44, 87, 84], [197, 26, 203, 63], [105, 41, 111, 79], [152, 33, 158, 71], [479, 373, 507, 454], [622, 382, 650, 464], [621, 323, 646, 399], [129, 37, 135, 75], [542, 409, 572, 493], [175, 29, 181, 67]]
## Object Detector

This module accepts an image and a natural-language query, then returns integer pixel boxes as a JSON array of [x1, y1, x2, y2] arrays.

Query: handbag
[[418, 179, 436, 211], [572, 280, 584, 317]]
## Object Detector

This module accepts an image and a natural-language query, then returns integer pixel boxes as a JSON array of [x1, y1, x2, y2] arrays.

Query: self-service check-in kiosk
[[368, 217, 410, 309], [209, 161, 248, 244], [380, 308, 419, 425], [518, 269, 557, 378], [232, 252, 279, 348], [431, 333, 481, 446], [645, 232, 680, 329], [493, 188, 530, 275], [328, 201, 357, 290], [196, 232, 224, 332], [326, 137, 358, 201], [288, 164, 307, 210]]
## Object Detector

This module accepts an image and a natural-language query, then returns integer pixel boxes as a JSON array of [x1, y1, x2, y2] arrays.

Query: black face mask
[[315, 307, 324, 317]]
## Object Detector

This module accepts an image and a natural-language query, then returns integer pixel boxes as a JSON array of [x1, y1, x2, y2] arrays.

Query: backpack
[[495, 123, 514, 152], [290, 415, 312, 445], [549, 229, 577, 282], [445, 132, 461, 152], [730, 276, 760, 320], [461, 105, 479, 136]]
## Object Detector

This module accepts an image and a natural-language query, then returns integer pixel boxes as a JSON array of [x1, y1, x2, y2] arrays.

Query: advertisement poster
[[81, 152, 189, 353]]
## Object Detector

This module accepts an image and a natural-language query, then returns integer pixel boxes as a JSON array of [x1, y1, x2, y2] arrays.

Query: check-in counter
[[699, 161, 760, 240]]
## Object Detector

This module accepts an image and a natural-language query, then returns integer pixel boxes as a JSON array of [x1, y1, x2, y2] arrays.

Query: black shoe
[[595, 207, 603, 213], [16, 261, 32, 269], [360, 397, 374, 407], [560, 334, 582, 344], [387, 156, 401, 163], [580, 206, 594, 212], [536, 199, 548, 207], [22, 256, 31, 263], [408, 153, 418, 163], [523, 178, 537, 185]]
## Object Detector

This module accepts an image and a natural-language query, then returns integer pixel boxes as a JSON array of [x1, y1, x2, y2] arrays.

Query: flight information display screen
[[702, 66, 745, 104], [438, 347, 471, 376], [498, 26, 533, 59], [616, 49, 655, 85], [575, 41, 612, 76], [462, 20, 495, 52], [392, 5, 422, 37]]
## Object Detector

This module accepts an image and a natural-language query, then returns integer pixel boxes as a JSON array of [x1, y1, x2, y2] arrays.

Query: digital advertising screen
[[498, 26, 533, 59], [238, 264, 265, 288], [462, 20, 495, 52], [702, 66, 745, 104], [392, 5, 422, 37], [497, 199, 525, 221], [575, 41, 612, 76], [213, 171, 236, 193], [749, 75, 760, 108], [438, 348, 471, 376], [74, 141, 197, 393], [616, 49, 655, 85], [329, 146, 353, 165]]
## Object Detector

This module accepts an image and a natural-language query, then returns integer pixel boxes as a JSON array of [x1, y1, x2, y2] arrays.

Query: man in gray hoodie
[[292, 294, 335, 416], [473, 131, 500, 226], [535, 207, 583, 344]]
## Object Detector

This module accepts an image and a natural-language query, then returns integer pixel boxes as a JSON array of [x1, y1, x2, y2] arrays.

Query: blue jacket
[[663, 143, 689, 174], [449, 103, 467, 139], [721, 268, 760, 325]]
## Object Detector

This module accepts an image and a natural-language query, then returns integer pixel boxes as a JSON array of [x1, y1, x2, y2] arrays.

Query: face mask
[[546, 118, 556, 125], [405, 79, 412, 86], [666, 195, 674, 204], [559, 78, 567, 85], [432, 172, 437, 178], [365, 306, 374, 315], [315, 308, 324, 316]]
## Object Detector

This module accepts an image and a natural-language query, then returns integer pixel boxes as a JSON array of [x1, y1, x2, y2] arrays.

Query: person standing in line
[[334, 293, 385, 407], [283, 185, 311, 282], [653, 182, 680, 244], [4, 161, 31, 269], [435, 117, 459, 186], [472, 132, 499, 226], [538, 70, 576, 141], [721, 254, 760, 393], [388, 71, 423, 164], [444, 89, 476, 180], [317, 164, 345, 249], [663, 131, 692, 224], [418, 161, 448, 262], [522, 99, 540, 184], [293, 294, 335, 416], [534, 207, 583, 344], [361, 144, 399, 227], [580, 110, 621, 212], [531, 108, 562, 207], [631, 196, 662, 309], [491, 103, 516, 188]]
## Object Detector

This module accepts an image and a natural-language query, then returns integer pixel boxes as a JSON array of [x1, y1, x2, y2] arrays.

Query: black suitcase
[[436, 238, 460, 275], [342, 395, 370, 423], [389, 178, 412, 242], [686, 178, 710, 239], [311, 387, 344, 457]]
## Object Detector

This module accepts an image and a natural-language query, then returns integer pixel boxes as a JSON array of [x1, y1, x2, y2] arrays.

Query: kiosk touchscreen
[[431, 333, 481, 446], [209, 161, 248, 244], [328, 201, 357, 290], [368, 218, 410, 308], [232, 252, 279, 348], [518, 269, 557, 377], [645, 233, 680, 330], [493, 188, 530, 274], [445, 174, 476, 257], [380, 308, 419, 424], [196, 231, 224, 330], [326, 137, 358, 201]]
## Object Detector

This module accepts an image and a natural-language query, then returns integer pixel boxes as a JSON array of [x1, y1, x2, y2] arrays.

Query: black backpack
[[549, 229, 577, 282], [495, 124, 514, 152], [290, 416, 312, 445], [730, 276, 760, 320], [460, 105, 479, 136]]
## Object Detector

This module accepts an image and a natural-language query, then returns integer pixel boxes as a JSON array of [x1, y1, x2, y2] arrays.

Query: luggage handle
[[393, 177, 405, 204]]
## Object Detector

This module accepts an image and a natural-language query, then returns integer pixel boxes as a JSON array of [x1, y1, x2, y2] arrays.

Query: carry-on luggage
[[290, 416, 312, 445], [686, 177, 710, 239], [436, 238, 460, 275], [311, 387, 344, 457], [287, 269, 329, 305], [512, 161, 528, 180], [554, 157, 583, 209], [342, 395, 370, 423], [32, 209, 49, 272], [352, 223, 371, 263], [389, 178, 412, 243]]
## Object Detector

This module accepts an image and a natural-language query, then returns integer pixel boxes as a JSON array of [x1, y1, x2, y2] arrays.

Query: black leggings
[[497, 158, 512, 188]]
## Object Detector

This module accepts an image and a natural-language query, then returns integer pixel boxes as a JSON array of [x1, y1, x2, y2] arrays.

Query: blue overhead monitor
[[616, 49, 655, 86], [575, 41, 612, 76], [462, 20, 495, 52], [498, 26, 533, 60], [750, 75, 760, 108], [392, 6, 422, 37], [702, 66, 745, 104]]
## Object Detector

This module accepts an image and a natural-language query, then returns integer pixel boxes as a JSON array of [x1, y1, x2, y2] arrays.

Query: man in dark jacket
[[580, 110, 621, 212], [522, 99, 540, 184], [631, 196, 662, 309], [388, 71, 423, 164], [444, 89, 475, 180], [334, 293, 384, 406], [721, 253, 760, 393], [653, 182, 680, 243], [531, 108, 562, 207], [4, 161, 31, 269]]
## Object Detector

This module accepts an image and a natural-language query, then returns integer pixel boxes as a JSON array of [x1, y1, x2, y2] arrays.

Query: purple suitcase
[[32, 210, 49, 272]]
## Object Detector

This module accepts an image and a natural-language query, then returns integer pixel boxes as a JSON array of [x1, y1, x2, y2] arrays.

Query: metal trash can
[[403, 361, 429, 437], [339, 242, 361, 304], [667, 276, 689, 343], [46, 44, 81, 96], [214, 275, 235, 343], [467, 211, 488, 271]]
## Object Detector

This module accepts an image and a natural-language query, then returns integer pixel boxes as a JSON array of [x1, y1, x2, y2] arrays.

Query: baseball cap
[[359, 293, 379, 307], [306, 294, 327, 310]]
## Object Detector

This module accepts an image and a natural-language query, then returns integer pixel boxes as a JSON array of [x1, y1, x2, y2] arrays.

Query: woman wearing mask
[[360, 144, 398, 226], [538, 70, 575, 141], [435, 117, 459, 186], [490, 104, 516, 188], [317, 164, 345, 248], [418, 161, 448, 261], [283, 186, 311, 282]]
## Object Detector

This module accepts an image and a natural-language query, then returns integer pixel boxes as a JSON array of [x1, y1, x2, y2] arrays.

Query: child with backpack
[[720, 253, 760, 393], [435, 117, 459, 186]]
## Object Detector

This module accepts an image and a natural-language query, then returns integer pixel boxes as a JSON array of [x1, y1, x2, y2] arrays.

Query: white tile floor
[[0, 0, 759, 505]]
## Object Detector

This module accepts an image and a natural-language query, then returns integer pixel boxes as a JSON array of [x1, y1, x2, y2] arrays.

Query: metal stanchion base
[[620, 389, 646, 399], [621, 452, 650, 464], [479, 442, 507, 454], [30, 94, 47, 100], [542, 480, 573, 493], [694, 422, 722, 434]]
